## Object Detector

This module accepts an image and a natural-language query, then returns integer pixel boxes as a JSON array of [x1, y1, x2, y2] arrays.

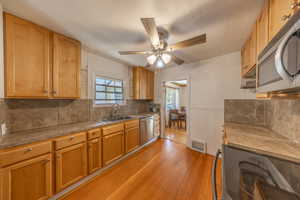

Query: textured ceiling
[[0, 0, 264, 66]]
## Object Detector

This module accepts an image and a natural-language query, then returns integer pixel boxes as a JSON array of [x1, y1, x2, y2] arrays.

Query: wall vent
[[191, 140, 207, 153]]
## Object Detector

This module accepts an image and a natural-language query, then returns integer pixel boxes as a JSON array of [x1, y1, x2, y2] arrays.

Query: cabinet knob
[[52, 91, 57, 95], [69, 136, 75, 140], [281, 14, 291, 21], [43, 90, 48, 94]]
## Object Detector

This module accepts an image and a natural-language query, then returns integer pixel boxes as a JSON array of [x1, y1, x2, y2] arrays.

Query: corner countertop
[[223, 123, 300, 164], [0, 117, 143, 150]]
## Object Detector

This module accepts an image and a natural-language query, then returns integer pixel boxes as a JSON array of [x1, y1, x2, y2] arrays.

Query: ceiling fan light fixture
[[147, 54, 157, 65], [155, 58, 165, 68], [161, 53, 171, 64]]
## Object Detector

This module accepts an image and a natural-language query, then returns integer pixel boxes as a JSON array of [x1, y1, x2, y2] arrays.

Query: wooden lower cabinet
[[125, 127, 140, 153], [88, 138, 102, 174], [102, 131, 124, 166], [0, 154, 52, 200], [55, 143, 87, 192]]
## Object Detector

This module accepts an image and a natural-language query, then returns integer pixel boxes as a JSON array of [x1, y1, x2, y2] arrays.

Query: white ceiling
[[0, 0, 264, 66]]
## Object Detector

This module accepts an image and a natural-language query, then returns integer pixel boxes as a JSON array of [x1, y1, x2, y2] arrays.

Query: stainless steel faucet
[[111, 103, 121, 120]]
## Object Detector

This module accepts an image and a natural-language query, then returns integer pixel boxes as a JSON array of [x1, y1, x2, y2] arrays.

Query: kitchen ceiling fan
[[118, 18, 207, 68]]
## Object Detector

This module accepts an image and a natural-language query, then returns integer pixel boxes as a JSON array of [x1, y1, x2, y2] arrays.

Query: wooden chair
[[168, 109, 179, 128]]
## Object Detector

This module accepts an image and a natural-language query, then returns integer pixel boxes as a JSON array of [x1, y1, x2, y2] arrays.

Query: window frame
[[94, 76, 125, 105]]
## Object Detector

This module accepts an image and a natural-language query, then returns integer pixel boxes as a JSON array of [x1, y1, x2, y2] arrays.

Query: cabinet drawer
[[0, 141, 52, 167], [87, 128, 102, 140], [54, 132, 86, 150], [125, 120, 139, 129], [102, 123, 124, 136]]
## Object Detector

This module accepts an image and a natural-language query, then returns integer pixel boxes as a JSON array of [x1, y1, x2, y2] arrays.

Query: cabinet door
[[125, 127, 140, 153], [249, 24, 257, 70], [140, 68, 148, 99], [4, 14, 51, 98], [53, 33, 81, 99], [269, 0, 295, 40], [146, 70, 154, 100], [257, 1, 269, 55], [55, 143, 87, 192], [0, 154, 52, 200], [88, 138, 102, 174], [241, 40, 250, 77], [102, 131, 124, 166]]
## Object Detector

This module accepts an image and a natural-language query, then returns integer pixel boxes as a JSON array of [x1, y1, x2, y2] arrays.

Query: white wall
[[179, 87, 188, 107], [157, 52, 255, 155], [85, 50, 132, 101], [0, 4, 4, 98]]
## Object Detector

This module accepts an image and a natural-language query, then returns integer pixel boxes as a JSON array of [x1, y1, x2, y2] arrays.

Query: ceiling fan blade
[[168, 34, 206, 51], [118, 51, 149, 55], [172, 55, 185, 65], [140, 18, 160, 48]]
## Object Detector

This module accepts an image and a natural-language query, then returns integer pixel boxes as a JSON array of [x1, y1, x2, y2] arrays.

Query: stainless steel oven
[[212, 145, 300, 200]]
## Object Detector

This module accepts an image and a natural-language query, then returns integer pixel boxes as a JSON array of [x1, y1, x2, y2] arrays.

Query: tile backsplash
[[225, 99, 300, 142], [0, 99, 151, 133]]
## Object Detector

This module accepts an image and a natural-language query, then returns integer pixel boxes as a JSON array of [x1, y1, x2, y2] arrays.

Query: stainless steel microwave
[[257, 19, 300, 93]]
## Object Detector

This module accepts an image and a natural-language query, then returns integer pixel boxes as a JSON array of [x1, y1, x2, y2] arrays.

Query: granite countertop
[[223, 123, 300, 164], [0, 114, 155, 150]]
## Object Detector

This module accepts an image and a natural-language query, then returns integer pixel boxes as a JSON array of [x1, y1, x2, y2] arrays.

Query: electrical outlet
[[1, 123, 7, 136]]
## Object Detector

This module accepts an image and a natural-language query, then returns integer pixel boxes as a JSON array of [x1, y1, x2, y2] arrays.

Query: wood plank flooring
[[62, 139, 222, 200], [165, 127, 187, 144]]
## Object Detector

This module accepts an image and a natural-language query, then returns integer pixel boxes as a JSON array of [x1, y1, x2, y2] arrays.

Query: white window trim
[[92, 74, 127, 107]]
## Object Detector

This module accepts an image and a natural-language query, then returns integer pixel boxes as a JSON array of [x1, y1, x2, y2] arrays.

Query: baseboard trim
[[50, 137, 158, 200]]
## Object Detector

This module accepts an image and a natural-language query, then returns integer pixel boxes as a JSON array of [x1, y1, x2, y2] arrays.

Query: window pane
[[115, 87, 122, 93], [96, 85, 105, 92], [116, 93, 123, 100], [96, 78, 106, 85], [106, 80, 115, 86], [107, 86, 114, 92], [115, 80, 122, 87], [107, 93, 115, 99], [96, 92, 106, 99]]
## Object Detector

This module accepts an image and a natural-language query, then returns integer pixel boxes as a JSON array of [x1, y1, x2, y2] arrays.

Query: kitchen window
[[95, 77, 124, 105]]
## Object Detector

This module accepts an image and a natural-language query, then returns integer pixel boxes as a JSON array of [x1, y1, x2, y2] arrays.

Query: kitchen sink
[[104, 116, 133, 122]]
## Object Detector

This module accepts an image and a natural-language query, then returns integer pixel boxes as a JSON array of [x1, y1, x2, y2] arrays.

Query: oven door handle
[[211, 149, 222, 200], [275, 24, 297, 82]]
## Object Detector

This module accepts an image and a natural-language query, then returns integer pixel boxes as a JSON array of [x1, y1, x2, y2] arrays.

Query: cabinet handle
[[24, 148, 33, 153], [281, 14, 291, 21], [291, 2, 300, 9], [69, 136, 75, 140], [52, 91, 57, 95], [43, 90, 48, 94]]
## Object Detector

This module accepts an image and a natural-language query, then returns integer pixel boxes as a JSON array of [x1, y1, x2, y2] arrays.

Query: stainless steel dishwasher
[[140, 116, 154, 145]]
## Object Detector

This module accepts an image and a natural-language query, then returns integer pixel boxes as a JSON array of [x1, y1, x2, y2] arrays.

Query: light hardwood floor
[[62, 139, 222, 200], [164, 127, 187, 144]]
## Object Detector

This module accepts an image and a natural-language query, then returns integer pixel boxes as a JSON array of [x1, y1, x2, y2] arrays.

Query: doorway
[[163, 80, 188, 144]]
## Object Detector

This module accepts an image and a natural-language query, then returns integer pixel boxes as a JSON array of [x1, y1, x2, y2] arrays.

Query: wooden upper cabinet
[[269, 0, 295, 40], [4, 13, 51, 98], [241, 39, 250, 76], [53, 33, 81, 99], [257, 1, 270, 56], [0, 154, 52, 200], [249, 24, 257, 69], [132, 67, 154, 100], [4, 13, 81, 99]]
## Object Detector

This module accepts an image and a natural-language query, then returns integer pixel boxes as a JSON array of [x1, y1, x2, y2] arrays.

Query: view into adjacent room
[[163, 80, 188, 144]]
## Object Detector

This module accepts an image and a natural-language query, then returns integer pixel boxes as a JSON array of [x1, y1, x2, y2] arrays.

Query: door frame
[[160, 76, 191, 147]]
